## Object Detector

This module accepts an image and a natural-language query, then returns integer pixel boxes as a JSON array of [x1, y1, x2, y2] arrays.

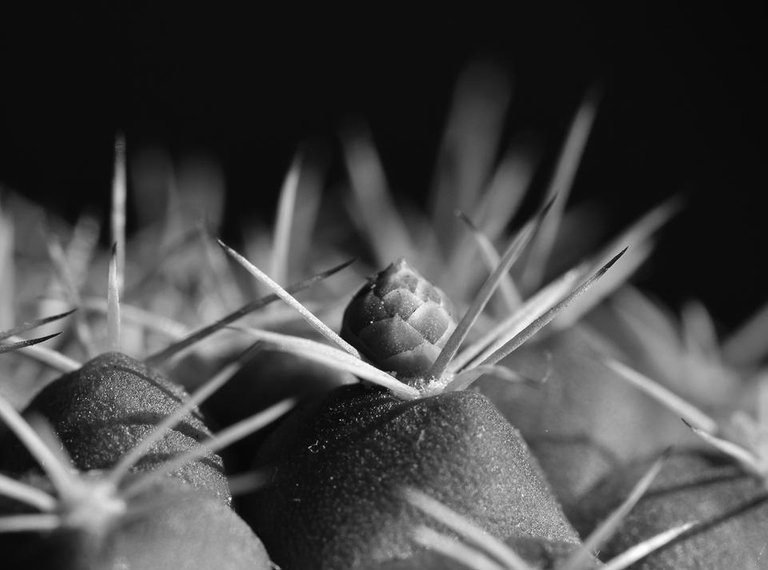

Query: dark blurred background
[[0, 2, 766, 328]]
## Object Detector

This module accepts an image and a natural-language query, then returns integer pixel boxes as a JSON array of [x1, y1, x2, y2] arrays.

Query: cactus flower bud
[[341, 259, 456, 379]]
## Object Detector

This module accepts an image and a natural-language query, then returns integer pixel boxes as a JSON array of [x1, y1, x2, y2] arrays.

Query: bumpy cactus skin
[[0, 352, 231, 502], [242, 384, 582, 570], [341, 259, 456, 380]]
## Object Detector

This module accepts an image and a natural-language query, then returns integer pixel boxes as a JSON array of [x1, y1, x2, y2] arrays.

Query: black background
[[1, 2, 766, 329]]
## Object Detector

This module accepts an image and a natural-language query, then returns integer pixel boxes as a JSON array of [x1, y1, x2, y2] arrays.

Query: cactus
[[1, 61, 764, 570]]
